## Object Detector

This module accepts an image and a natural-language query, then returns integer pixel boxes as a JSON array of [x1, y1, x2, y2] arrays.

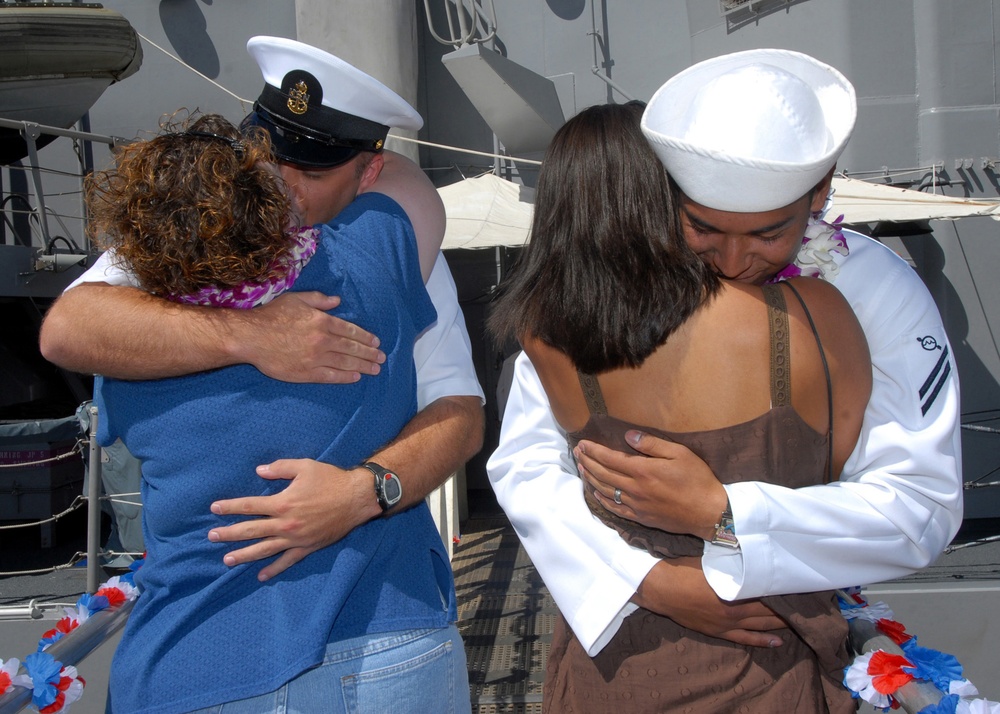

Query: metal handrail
[[86, 405, 101, 593], [843, 598, 944, 713], [423, 0, 497, 49], [0, 599, 135, 714], [0, 116, 124, 251], [0, 403, 135, 713]]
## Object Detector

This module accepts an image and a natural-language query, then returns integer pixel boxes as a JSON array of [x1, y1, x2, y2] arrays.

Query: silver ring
[[613, 487, 623, 505]]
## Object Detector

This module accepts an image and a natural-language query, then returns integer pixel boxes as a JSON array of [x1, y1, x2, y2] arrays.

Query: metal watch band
[[711, 499, 740, 549]]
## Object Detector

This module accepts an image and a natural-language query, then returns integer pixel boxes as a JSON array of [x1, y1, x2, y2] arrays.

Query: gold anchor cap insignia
[[287, 80, 310, 115]]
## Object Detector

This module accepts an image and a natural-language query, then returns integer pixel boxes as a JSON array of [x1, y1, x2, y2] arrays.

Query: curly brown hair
[[85, 112, 293, 298]]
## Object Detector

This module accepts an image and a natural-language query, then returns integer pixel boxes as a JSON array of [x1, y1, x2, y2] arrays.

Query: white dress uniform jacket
[[487, 230, 963, 655]]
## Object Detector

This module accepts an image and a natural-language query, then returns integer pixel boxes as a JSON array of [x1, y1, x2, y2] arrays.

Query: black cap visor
[[245, 81, 391, 168], [243, 109, 361, 168]]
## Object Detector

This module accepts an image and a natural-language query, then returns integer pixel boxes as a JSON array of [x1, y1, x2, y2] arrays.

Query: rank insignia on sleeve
[[916, 336, 950, 416]]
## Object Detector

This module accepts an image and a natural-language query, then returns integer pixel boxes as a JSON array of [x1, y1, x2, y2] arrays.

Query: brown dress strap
[[577, 372, 608, 416], [761, 283, 791, 407], [782, 280, 836, 482]]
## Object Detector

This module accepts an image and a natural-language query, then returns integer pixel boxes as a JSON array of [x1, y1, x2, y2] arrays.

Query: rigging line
[[136, 32, 543, 168], [963, 423, 1000, 433], [944, 533, 1000, 553], [136, 31, 253, 110], [952, 222, 1000, 363], [104, 498, 143, 508], [0, 443, 84, 468], [391, 134, 543, 166], [0, 496, 86, 529]]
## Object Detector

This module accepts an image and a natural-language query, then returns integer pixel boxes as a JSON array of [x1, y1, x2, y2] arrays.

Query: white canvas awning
[[438, 173, 1000, 250], [439, 173, 534, 250], [830, 176, 1000, 224]]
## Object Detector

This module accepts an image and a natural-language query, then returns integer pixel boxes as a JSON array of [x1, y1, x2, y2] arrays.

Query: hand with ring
[[573, 430, 729, 541]]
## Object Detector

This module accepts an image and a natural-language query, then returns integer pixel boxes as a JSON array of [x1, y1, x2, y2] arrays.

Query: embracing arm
[[704, 254, 962, 599], [215, 392, 482, 580], [487, 352, 784, 653], [39, 279, 380, 381], [209, 254, 486, 579]]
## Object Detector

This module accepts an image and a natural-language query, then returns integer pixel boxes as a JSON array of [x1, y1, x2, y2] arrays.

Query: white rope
[[390, 134, 543, 166], [138, 33, 543, 168], [0, 441, 84, 468], [0, 496, 86, 530], [137, 32, 253, 109]]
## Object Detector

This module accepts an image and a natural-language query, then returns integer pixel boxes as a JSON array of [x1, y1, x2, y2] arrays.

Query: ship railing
[[423, 0, 497, 49], [0, 407, 139, 714], [0, 116, 126, 255], [0, 406, 139, 591], [0, 599, 135, 714]]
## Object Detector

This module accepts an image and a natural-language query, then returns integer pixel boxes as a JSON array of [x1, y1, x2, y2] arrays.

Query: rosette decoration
[[839, 589, 1000, 713], [0, 562, 142, 712]]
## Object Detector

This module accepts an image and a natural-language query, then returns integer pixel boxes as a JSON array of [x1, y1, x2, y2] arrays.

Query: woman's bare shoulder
[[521, 334, 591, 432], [784, 276, 871, 374]]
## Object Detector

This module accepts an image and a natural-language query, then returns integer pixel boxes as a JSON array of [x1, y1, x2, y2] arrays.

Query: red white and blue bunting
[[0, 563, 141, 713], [839, 589, 1000, 713]]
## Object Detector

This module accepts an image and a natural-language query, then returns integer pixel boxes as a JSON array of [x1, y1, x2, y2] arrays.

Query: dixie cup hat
[[244, 36, 423, 168], [640, 48, 857, 213]]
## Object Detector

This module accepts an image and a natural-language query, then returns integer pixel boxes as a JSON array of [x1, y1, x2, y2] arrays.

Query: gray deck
[[2, 503, 999, 713]]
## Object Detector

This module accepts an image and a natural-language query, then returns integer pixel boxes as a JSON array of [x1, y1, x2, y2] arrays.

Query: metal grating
[[455, 516, 555, 714]]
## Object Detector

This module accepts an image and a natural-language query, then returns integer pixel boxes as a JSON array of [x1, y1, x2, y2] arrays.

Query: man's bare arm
[[208, 394, 484, 580], [39, 282, 383, 381], [364, 151, 445, 282]]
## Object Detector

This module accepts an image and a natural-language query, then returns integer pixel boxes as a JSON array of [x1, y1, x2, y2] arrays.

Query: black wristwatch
[[363, 462, 402, 512]]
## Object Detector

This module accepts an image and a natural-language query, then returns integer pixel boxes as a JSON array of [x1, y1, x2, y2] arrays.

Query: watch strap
[[362, 462, 401, 512]]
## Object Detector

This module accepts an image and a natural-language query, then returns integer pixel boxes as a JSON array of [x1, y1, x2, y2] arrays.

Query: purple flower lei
[[171, 225, 320, 309]]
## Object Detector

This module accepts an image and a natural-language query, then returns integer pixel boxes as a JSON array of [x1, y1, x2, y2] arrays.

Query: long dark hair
[[488, 101, 720, 373]]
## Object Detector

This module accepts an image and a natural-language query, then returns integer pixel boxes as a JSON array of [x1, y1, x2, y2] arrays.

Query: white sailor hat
[[244, 36, 423, 168], [641, 48, 856, 213]]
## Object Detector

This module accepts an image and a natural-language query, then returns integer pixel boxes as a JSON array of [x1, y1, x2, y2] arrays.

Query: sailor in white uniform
[[488, 48, 963, 656]]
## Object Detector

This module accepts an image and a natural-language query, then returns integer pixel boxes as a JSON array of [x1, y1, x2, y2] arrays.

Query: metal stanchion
[[847, 615, 943, 712], [87, 404, 101, 594]]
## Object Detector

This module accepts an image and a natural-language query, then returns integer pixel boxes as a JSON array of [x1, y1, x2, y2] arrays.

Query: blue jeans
[[189, 626, 471, 714]]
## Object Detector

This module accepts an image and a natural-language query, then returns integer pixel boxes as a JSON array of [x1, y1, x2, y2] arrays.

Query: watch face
[[383, 473, 402, 504]]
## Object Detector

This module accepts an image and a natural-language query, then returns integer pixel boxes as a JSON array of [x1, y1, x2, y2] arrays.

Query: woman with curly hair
[[87, 112, 453, 712], [86, 113, 310, 307]]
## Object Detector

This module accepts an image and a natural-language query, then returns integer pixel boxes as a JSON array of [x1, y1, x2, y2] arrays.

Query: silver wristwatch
[[710, 498, 739, 549]]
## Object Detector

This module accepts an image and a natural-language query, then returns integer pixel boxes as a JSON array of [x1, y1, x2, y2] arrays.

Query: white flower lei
[[769, 190, 849, 284]]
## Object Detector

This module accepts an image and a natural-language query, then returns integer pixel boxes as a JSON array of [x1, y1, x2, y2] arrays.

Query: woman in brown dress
[[489, 102, 871, 713]]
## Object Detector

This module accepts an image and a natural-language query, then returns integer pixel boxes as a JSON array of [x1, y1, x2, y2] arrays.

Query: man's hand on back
[[233, 291, 385, 383], [208, 458, 381, 581]]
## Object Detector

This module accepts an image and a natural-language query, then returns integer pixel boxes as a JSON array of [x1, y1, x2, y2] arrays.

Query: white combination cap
[[245, 36, 422, 168], [641, 48, 856, 213]]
